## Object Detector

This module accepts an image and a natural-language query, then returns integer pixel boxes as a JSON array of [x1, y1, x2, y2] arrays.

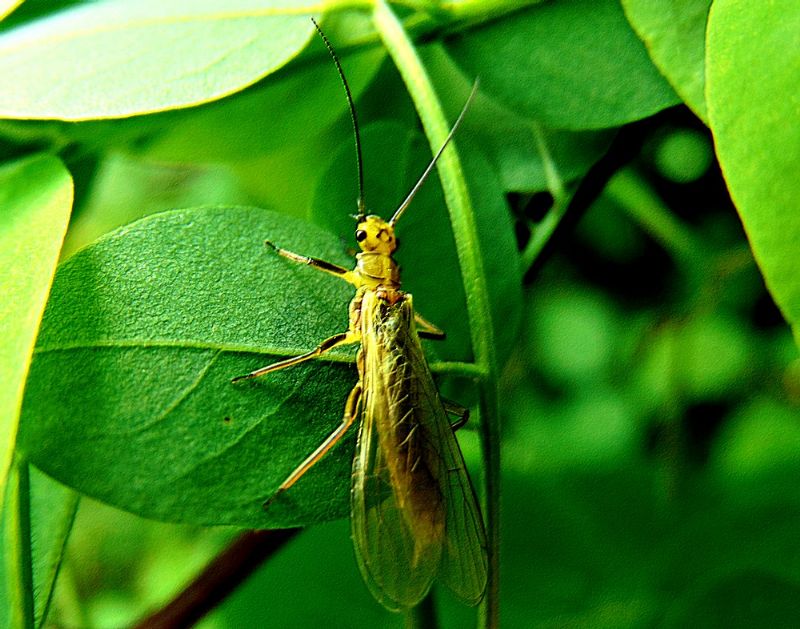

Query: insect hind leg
[[443, 399, 469, 431], [414, 311, 445, 340], [263, 383, 363, 509]]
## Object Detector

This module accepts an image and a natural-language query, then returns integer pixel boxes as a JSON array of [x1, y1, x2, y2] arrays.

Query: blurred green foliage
[[1, 1, 799, 627]]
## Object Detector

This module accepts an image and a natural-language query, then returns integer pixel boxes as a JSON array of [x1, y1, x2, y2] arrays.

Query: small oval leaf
[[19, 207, 363, 527]]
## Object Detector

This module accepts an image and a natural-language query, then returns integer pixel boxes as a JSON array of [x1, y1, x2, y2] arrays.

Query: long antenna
[[389, 79, 480, 227], [311, 18, 366, 220]]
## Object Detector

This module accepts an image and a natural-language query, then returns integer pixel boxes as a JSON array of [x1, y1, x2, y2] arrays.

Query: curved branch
[[130, 528, 300, 629]]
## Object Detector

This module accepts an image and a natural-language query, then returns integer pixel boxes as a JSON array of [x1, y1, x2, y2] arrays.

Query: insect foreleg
[[231, 330, 359, 383], [414, 312, 446, 340], [263, 382, 363, 509], [442, 399, 469, 431], [265, 240, 357, 285]]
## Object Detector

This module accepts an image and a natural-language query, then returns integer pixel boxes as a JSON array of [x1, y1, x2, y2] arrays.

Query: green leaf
[[421, 43, 613, 193], [461, 143, 522, 368], [1, 466, 79, 629], [1, 462, 34, 628], [29, 469, 77, 628], [0, 0, 316, 119], [706, 1, 800, 344], [0, 465, 78, 629], [0, 0, 85, 30], [18, 207, 368, 528], [445, 0, 680, 130], [622, 0, 712, 123], [0, 154, 72, 512], [143, 46, 386, 162]]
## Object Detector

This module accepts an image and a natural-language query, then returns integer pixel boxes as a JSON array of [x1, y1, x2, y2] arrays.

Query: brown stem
[[130, 528, 301, 629]]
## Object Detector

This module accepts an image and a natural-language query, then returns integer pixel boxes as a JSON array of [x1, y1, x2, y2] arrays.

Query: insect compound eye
[[355, 229, 367, 242]]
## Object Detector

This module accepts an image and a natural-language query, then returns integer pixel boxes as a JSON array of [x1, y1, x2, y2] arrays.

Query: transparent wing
[[351, 412, 440, 610], [400, 296, 488, 605], [427, 388, 488, 605], [351, 292, 487, 610], [351, 292, 443, 610]]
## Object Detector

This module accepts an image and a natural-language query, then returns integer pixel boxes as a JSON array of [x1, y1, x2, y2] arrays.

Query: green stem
[[605, 168, 701, 264], [4, 459, 35, 629], [373, 4, 500, 627], [520, 122, 569, 272], [404, 592, 438, 629], [428, 361, 488, 379], [372, 1, 496, 387]]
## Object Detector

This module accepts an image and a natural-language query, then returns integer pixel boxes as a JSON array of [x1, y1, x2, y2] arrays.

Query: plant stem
[[404, 591, 438, 629], [372, 3, 500, 627], [428, 360, 488, 378], [4, 459, 35, 629], [520, 122, 570, 272], [605, 167, 701, 264], [371, 0, 496, 420]]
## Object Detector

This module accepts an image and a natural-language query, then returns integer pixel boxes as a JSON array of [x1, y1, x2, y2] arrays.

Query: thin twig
[[130, 528, 301, 629], [522, 112, 673, 283]]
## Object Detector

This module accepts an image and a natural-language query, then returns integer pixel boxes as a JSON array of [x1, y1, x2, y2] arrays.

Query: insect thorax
[[355, 251, 401, 290]]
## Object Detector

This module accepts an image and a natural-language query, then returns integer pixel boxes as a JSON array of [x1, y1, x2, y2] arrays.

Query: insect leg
[[231, 331, 359, 383], [265, 240, 357, 285], [442, 399, 469, 431], [264, 382, 363, 508], [414, 312, 446, 340]]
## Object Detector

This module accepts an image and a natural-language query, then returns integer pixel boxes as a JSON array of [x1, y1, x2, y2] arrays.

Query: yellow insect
[[233, 20, 487, 611]]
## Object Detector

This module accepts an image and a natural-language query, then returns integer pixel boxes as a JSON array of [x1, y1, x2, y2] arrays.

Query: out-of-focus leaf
[[0, 154, 72, 510], [667, 571, 800, 628], [707, 0, 800, 346], [711, 398, 800, 482], [422, 43, 613, 192], [0, 0, 316, 119], [528, 285, 622, 384], [61, 154, 252, 256], [0, 465, 78, 629], [652, 128, 713, 183], [28, 468, 78, 628], [143, 46, 386, 162], [201, 520, 396, 629], [622, 0, 712, 122], [446, 0, 679, 130], [635, 315, 752, 409], [0, 0, 23, 21]]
